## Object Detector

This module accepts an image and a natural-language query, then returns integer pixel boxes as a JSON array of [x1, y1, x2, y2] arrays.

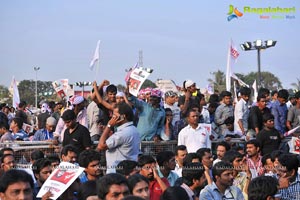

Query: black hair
[[160, 186, 189, 200], [0, 169, 34, 192], [127, 174, 149, 193], [248, 176, 278, 200], [222, 150, 243, 164], [212, 161, 233, 182], [138, 155, 156, 168], [156, 151, 175, 167], [261, 154, 272, 166], [97, 173, 129, 200], [0, 147, 14, 158], [246, 139, 261, 149], [278, 153, 299, 173], [116, 102, 134, 122], [278, 89, 289, 100], [106, 84, 117, 94], [183, 153, 200, 166], [0, 121, 9, 130], [294, 91, 300, 99], [182, 162, 205, 186], [77, 180, 97, 200], [270, 150, 284, 162], [262, 113, 274, 123], [78, 149, 101, 168], [220, 91, 232, 99], [11, 117, 23, 129], [116, 160, 138, 176], [239, 87, 251, 96], [0, 154, 14, 165], [175, 145, 187, 156], [196, 148, 211, 162], [208, 94, 220, 104], [61, 144, 78, 157], [256, 93, 267, 102], [224, 116, 234, 125], [216, 141, 231, 151], [271, 90, 278, 97], [123, 195, 145, 200], [46, 154, 60, 164], [32, 158, 51, 176], [30, 150, 45, 161], [18, 101, 27, 108], [258, 88, 270, 97]]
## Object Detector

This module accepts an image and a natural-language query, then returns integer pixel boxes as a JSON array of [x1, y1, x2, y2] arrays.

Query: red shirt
[[149, 177, 170, 200]]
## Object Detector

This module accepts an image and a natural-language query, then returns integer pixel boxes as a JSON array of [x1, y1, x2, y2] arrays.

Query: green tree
[[243, 71, 282, 90], [207, 70, 226, 92], [0, 85, 10, 104], [291, 78, 300, 91], [18, 80, 56, 106]]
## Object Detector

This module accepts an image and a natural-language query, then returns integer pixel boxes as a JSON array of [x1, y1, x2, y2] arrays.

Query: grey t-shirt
[[287, 106, 300, 129]]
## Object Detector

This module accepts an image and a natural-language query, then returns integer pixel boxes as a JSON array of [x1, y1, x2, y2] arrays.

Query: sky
[[0, 0, 299, 91]]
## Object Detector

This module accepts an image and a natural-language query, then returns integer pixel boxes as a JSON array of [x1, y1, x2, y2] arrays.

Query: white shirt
[[178, 124, 211, 153], [234, 98, 249, 134]]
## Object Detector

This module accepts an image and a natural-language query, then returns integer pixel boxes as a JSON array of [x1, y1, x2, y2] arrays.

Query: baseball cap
[[184, 80, 195, 89], [165, 91, 176, 98], [69, 95, 84, 105]]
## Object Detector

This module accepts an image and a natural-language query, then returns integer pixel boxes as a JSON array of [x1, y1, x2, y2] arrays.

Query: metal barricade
[[0, 141, 60, 164]]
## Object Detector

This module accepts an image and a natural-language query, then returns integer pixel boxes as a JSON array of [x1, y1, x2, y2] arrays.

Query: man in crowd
[[214, 91, 233, 137], [78, 149, 102, 183], [213, 141, 231, 166], [0, 169, 34, 200], [246, 139, 264, 178], [97, 173, 130, 200], [181, 162, 206, 200], [178, 109, 211, 153], [271, 89, 289, 135], [164, 90, 180, 126], [61, 109, 91, 153], [173, 145, 188, 177], [156, 151, 179, 186], [127, 87, 165, 141], [97, 102, 140, 173], [200, 161, 244, 199], [10, 117, 29, 141], [234, 87, 251, 137], [286, 91, 300, 134], [277, 153, 300, 199], [33, 116, 57, 141], [248, 176, 279, 200], [138, 155, 169, 200]]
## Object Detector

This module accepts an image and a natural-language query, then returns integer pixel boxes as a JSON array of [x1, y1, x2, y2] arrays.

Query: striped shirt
[[278, 173, 300, 200]]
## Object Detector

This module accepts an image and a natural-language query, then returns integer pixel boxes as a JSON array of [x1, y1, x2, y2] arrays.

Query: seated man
[[33, 116, 57, 141]]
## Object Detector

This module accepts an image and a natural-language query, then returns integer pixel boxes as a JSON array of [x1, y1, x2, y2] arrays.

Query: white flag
[[11, 76, 20, 108], [89, 40, 100, 70], [226, 40, 240, 91], [252, 80, 258, 101]]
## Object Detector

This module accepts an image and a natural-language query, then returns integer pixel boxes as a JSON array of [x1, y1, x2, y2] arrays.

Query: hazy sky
[[1, 0, 299, 91]]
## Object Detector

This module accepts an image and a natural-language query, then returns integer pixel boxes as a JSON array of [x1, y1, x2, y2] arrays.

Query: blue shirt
[[157, 168, 179, 186], [271, 100, 288, 134], [105, 121, 141, 173], [13, 129, 29, 141], [200, 182, 245, 200], [278, 173, 300, 200], [33, 129, 54, 141], [128, 96, 165, 141]]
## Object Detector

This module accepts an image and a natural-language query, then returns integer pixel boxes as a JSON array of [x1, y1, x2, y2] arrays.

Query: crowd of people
[[0, 78, 300, 200]]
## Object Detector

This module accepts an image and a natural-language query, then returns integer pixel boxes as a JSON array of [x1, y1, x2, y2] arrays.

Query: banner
[[37, 162, 84, 200], [128, 67, 153, 97], [52, 79, 73, 99]]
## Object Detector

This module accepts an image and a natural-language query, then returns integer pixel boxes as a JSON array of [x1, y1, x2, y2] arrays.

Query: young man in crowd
[[78, 149, 102, 183], [156, 151, 179, 186], [173, 145, 188, 177]]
